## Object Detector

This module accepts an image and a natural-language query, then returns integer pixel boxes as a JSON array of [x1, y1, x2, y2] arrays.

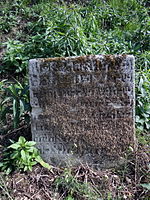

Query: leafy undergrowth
[[0, 144, 149, 200]]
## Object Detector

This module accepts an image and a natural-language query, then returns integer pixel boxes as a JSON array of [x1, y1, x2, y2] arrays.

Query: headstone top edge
[[29, 54, 135, 64], [29, 59, 38, 64]]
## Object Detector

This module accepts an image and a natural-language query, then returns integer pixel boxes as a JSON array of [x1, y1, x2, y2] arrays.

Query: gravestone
[[29, 55, 135, 168]]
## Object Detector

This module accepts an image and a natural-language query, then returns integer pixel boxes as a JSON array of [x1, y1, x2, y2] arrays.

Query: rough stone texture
[[29, 54, 135, 168]]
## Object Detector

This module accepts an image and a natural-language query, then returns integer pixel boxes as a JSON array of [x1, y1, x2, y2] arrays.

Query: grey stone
[[29, 55, 135, 168]]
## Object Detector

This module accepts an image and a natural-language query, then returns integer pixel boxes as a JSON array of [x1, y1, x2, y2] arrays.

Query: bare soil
[[0, 127, 149, 200]]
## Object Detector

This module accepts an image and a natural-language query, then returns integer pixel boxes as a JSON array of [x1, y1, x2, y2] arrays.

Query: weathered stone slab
[[29, 55, 135, 168]]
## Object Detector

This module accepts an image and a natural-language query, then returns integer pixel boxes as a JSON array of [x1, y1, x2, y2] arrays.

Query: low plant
[[136, 70, 150, 131], [2, 40, 28, 74], [54, 168, 99, 200], [0, 79, 30, 129], [0, 136, 51, 174], [0, 11, 17, 33]]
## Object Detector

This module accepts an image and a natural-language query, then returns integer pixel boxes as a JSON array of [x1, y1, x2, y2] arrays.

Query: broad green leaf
[[21, 150, 26, 161], [65, 196, 75, 200], [9, 85, 17, 97], [28, 165, 32, 171], [8, 143, 20, 149], [18, 136, 26, 144], [31, 161, 37, 166], [26, 141, 36, 146], [27, 147, 36, 153], [35, 155, 43, 163], [6, 168, 12, 175], [24, 166, 28, 171], [39, 161, 51, 170], [35, 156, 51, 170]]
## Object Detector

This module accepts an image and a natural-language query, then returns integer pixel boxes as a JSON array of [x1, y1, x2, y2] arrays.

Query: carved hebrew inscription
[[29, 55, 135, 168]]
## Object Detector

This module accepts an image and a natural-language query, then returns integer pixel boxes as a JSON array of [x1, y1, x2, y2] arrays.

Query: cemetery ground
[[0, 0, 150, 199]]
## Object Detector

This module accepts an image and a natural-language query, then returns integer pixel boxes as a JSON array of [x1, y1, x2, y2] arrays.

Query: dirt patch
[[0, 144, 149, 200]]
